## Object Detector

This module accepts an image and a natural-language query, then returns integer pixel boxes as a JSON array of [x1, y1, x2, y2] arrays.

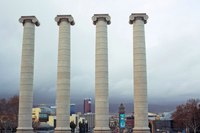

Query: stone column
[[92, 14, 111, 133], [55, 15, 75, 133], [17, 16, 40, 133], [129, 13, 150, 133]]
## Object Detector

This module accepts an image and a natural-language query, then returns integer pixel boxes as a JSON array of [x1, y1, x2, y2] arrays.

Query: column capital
[[129, 13, 148, 24], [19, 16, 40, 26], [55, 15, 75, 26], [92, 14, 111, 25]]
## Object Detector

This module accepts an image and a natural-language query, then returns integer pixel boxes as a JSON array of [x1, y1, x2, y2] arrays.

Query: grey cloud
[[0, 0, 200, 105]]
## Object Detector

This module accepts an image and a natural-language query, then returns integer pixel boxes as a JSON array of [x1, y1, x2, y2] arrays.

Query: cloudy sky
[[0, 0, 200, 105]]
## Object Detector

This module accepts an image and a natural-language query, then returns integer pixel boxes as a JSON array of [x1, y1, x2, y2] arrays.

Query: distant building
[[148, 112, 157, 121], [70, 104, 76, 115], [126, 115, 134, 129], [148, 111, 175, 133], [84, 98, 92, 113], [159, 111, 174, 120], [84, 113, 95, 131], [151, 120, 173, 133], [109, 114, 119, 132], [50, 104, 76, 116], [32, 105, 55, 128]]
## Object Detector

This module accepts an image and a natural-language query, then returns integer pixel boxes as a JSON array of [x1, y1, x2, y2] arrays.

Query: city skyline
[[0, 0, 200, 105]]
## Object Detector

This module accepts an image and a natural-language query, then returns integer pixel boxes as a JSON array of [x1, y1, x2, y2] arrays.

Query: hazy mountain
[[73, 102, 178, 114]]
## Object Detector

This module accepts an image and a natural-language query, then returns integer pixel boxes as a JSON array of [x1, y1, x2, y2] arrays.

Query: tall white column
[[92, 14, 111, 133], [17, 16, 40, 133], [55, 15, 75, 133], [129, 13, 150, 133]]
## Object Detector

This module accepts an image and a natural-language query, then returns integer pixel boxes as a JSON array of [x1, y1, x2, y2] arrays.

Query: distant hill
[[109, 103, 177, 113], [74, 102, 177, 114]]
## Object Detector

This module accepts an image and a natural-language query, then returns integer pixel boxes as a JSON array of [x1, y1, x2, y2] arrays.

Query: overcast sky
[[0, 0, 200, 105]]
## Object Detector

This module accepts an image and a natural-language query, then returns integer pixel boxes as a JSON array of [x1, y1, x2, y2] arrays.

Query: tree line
[[172, 99, 200, 133], [0, 95, 19, 132]]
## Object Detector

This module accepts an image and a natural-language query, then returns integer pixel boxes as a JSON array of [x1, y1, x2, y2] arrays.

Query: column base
[[54, 127, 71, 133], [133, 127, 150, 133], [94, 127, 111, 133], [16, 127, 33, 133]]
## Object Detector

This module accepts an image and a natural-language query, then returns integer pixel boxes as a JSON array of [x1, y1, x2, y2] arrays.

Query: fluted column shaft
[[17, 16, 40, 133], [55, 15, 74, 133], [95, 19, 109, 128], [92, 14, 111, 133], [129, 13, 150, 133]]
